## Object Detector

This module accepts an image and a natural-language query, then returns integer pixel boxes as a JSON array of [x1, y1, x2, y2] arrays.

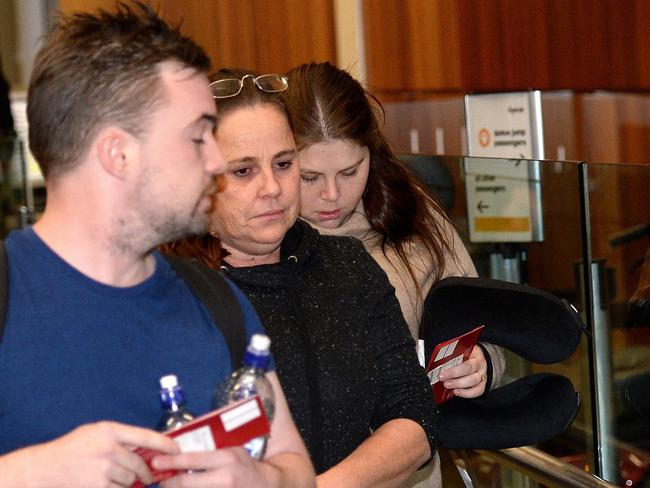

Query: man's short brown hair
[[27, 1, 210, 179]]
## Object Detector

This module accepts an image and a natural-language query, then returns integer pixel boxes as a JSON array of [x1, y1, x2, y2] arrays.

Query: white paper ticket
[[434, 339, 459, 362], [221, 398, 262, 432], [175, 425, 217, 453], [427, 355, 464, 385]]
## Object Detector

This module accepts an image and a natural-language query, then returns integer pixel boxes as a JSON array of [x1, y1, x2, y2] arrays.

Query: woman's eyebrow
[[300, 158, 364, 175], [273, 149, 297, 159], [228, 156, 256, 165], [340, 158, 364, 172]]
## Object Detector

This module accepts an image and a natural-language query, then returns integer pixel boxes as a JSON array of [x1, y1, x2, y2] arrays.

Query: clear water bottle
[[156, 374, 195, 432], [216, 334, 275, 460]]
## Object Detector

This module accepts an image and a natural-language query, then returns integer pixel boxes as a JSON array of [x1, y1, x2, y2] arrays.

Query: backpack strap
[[163, 254, 246, 371], [0, 241, 6, 343]]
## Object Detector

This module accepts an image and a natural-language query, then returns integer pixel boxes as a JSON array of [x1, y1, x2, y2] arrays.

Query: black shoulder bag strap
[[163, 254, 246, 371], [0, 241, 7, 343]]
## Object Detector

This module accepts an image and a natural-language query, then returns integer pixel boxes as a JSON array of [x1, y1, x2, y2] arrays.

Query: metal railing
[[479, 446, 617, 487]]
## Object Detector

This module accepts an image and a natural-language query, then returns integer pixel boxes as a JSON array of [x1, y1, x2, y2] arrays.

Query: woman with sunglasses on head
[[282, 62, 506, 486], [164, 68, 438, 488]]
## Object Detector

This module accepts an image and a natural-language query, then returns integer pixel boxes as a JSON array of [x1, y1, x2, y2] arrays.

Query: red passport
[[132, 395, 270, 488], [426, 325, 484, 404]]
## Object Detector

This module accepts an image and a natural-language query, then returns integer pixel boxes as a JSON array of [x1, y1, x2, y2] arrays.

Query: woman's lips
[[318, 209, 341, 221], [255, 209, 284, 219]]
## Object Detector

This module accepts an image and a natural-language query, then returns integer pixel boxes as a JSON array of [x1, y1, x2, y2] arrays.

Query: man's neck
[[33, 209, 156, 287]]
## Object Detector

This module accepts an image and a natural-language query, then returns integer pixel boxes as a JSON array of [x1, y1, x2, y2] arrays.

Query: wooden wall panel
[[363, 0, 411, 91], [364, 0, 462, 94], [366, 0, 650, 95], [160, 0, 337, 74], [606, 1, 638, 88], [58, 0, 337, 75], [406, 0, 462, 90], [58, 0, 650, 93], [58, 0, 116, 13], [456, 0, 613, 91], [455, 0, 507, 90], [633, 0, 650, 87]]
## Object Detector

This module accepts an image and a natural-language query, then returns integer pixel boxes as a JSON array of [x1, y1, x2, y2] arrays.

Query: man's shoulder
[[160, 254, 266, 369], [4, 227, 35, 254]]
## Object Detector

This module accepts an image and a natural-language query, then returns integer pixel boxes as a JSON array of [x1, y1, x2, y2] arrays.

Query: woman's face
[[298, 139, 370, 229], [211, 104, 300, 264]]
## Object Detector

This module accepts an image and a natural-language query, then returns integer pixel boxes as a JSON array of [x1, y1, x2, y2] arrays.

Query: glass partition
[[403, 155, 584, 298], [582, 162, 650, 486], [401, 154, 650, 486]]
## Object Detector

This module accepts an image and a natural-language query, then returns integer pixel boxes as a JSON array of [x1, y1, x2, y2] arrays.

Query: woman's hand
[[438, 346, 488, 398], [157, 447, 276, 488]]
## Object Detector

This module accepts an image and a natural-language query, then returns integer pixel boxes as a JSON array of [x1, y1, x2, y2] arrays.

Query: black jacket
[[224, 220, 437, 473]]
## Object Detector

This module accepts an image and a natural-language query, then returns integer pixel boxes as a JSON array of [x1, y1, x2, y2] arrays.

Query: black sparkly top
[[224, 220, 437, 473]]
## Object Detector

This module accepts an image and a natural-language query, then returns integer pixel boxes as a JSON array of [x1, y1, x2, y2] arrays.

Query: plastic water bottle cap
[[251, 334, 271, 351], [160, 374, 179, 389], [250, 334, 271, 352]]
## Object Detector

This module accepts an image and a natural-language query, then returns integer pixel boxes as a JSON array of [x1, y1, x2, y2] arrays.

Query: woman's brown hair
[[283, 62, 456, 289]]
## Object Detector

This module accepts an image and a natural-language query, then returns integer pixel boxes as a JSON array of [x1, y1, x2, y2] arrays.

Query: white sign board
[[464, 91, 544, 243]]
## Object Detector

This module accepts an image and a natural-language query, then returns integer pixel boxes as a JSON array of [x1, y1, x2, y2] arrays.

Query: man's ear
[[96, 127, 138, 179]]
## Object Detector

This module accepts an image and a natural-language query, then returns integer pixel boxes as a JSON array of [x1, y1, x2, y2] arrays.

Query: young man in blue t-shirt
[[0, 3, 314, 488]]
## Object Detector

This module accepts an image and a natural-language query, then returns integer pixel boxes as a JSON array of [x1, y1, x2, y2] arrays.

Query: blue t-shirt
[[0, 227, 268, 454]]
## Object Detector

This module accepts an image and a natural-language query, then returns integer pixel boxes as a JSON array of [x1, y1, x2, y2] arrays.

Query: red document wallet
[[132, 395, 270, 488], [426, 325, 484, 404]]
